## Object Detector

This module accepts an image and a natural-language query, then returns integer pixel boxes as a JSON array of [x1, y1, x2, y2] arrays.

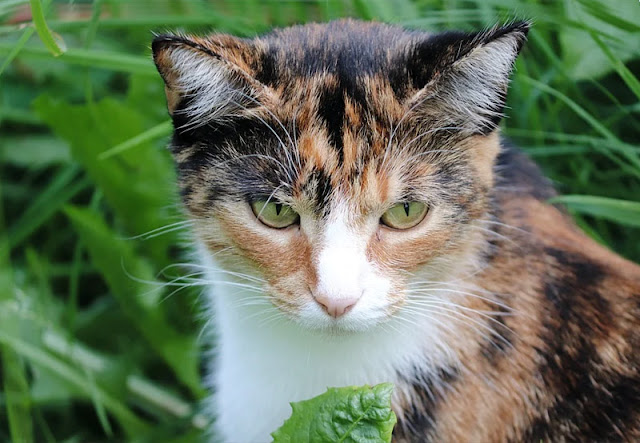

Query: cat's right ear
[[404, 21, 530, 135], [152, 34, 267, 124]]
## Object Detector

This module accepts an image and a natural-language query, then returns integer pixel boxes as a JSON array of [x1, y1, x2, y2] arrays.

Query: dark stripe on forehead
[[316, 76, 369, 163], [300, 168, 333, 217], [317, 85, 346, 161]]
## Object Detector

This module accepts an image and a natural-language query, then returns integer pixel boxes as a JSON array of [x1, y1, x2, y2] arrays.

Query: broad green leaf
[[550, 195, 640, 228], [64, 205, 203, 396], [272, 383, 397, 443], [33, 95, 178, 267]]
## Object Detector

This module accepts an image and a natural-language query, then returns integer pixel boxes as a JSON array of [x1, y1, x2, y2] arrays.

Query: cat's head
[[152, 20, 528, 333]]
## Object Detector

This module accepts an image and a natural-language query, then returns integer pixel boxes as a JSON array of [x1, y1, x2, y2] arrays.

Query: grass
[[1, 0, 639, 441]]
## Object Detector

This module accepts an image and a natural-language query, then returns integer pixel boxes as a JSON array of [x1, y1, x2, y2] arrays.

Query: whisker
[[255, 184, 287, 220], [158, 261, 265, 284], [405, 299, 518, 337], [405, 287, 516, 315], [468, 225, 520, 247], [476, 218, 531, 236], [401, 305, 511, 349], [122, 220, 194, 241]]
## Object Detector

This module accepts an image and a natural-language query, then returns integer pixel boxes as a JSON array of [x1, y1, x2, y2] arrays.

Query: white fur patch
[[165, 46, 255, 128], [413, 29, 525, 134], [307, 203, 392, 330], [444, 31, 523, 130], [201, 257, 457, 442]]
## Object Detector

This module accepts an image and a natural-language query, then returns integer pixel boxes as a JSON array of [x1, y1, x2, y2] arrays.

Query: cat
[[152, 19, 640, 442]]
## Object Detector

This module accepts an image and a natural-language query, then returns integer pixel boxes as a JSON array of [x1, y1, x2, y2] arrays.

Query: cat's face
[[153, 20, 528, 333]]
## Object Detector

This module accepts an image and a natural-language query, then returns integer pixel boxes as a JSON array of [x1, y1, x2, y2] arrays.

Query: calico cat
[[152, 20, 640, 442]]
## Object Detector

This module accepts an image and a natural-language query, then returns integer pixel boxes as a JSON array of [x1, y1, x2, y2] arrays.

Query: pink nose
[[313, 294, 360, 318]]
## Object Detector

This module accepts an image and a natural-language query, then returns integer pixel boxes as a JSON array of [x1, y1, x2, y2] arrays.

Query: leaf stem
[[29, 0, 65, 56]]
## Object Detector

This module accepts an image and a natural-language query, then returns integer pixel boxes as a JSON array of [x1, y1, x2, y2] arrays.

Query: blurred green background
[[1, 0, 639, 441]]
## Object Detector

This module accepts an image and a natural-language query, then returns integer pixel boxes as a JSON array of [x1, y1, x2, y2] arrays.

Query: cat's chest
[[205, 282, 451, 442]]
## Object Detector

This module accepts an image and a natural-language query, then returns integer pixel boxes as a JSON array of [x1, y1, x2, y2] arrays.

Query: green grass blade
[[550, 195, 640, 228], [0, 180, 33, 443], [1, 346, 33, 443], [505, 129, 640, 154], [519, 77, 617, 140], [520, 76, 640, 173], [7, 165, 90, 250], [576, 0, 640, 32], [353, 0, 418, 21], [45, 13, 254, 34], [0, 329, 150, 437], [85, 367, 113, 437], [28, 0, 65, 56], [0, 26, 35, 77], [0, 44, 155, 75], [0, 108, 42, 126], [590, 32, 640, 101], [99, 120, 173, 160], [42, 330, 209, 430]]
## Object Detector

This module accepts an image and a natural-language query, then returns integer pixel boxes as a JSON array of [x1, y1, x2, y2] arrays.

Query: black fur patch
[[303, 168, 333, 216], [480, 295, 515, 364], [394, 366, 459, 441], [518, 248, 630, 440], [524, 372, 640, 441], [494, 143, 556, 200], [317, 85, 346, 159]]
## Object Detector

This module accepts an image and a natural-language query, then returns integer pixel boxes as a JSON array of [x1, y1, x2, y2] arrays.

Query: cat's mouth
[[261, 280, 396, 333], [279, 296, 393, 334]]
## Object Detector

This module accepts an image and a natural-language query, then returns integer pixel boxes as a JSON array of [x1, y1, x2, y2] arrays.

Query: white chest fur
[[201, 264, 453, 442]]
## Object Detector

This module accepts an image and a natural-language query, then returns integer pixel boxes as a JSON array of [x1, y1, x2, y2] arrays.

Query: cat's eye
[[251, 200, 300, 229], [380, 202, 429, 230]]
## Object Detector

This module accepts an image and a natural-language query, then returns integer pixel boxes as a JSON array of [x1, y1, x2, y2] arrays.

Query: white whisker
[[122, 220, 194, 241]]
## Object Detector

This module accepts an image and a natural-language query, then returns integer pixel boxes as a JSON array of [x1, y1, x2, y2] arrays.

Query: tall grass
[[1, 0, 639, 441]]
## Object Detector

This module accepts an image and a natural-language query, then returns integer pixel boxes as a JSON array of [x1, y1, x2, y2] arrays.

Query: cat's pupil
[[403, 202, 410, 217], [275, 203, 282, 216]]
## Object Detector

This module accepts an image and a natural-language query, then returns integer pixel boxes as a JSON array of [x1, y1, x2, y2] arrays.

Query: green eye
[[251, 200, 300, 229], [380, 202, 429, 230]]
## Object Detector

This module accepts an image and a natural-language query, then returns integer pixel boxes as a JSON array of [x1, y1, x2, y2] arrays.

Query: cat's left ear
[[406, 21, 530, 134], [152, 33, 268, 123]]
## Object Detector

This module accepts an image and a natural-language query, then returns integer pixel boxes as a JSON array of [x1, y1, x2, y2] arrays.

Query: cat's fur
[[152, 20, 640, 442]]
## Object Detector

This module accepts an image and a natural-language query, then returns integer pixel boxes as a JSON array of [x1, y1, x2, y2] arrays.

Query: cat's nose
[[313, 294, 360, 318]]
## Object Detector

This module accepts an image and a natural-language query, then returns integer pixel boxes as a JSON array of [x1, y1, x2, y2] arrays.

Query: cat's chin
[[288, 311, 389, 336]]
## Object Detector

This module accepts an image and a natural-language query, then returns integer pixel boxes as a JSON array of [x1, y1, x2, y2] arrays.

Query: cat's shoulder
[[494, 140, 556, 201]]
